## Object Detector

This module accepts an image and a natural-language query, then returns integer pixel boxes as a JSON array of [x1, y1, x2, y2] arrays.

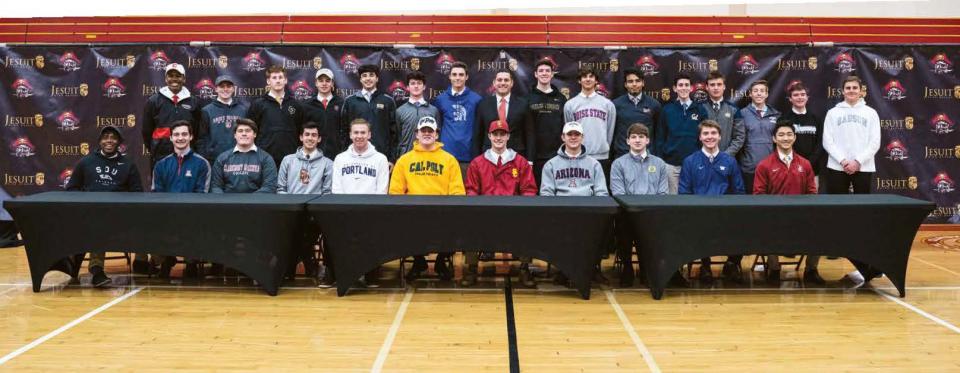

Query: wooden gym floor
[[1, 230, 959, 372]]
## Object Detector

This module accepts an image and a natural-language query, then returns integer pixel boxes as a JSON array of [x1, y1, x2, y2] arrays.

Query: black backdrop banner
[[1, 45, 958, 222]]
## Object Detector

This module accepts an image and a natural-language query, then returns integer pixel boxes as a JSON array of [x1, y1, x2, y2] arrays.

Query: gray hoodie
[[540, 145, 609, 196], [610, 151, 669, 195], [563, 92, 617, 160], [735, 104, 781, 174], [277, 146, 333, 194]]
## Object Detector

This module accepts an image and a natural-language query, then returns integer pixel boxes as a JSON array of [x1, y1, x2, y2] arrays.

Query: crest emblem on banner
[[904, 56, 915, 71], [736, 55, 759, 74], [125, 55, 136, 67], [11, 78, 33, 98], [883, 80, 907, 101], [388, 81, 408, 102], [33, 55, 45, 69], [884, 139, 908, 161], [59, 51, 81, 71], [34, 172, 45, 186], [340, 53, 361, 75], [692, 82, 708, 103], [127, 114, 136, 127], [243, 52, 266, 72], [149, 50, 170, 71], [218, 55, 229, 69], [57, 112, 79, 131], [10, 137, 36, 158], [609, 58, 619, 72], [194, 78, 216, 100], [834, 52, 856, 73], [708, 59, 719, 72], [509, 58, 519, 72], [636, 55, 659, 76], [58, 168, 73, 189], [102, 78, 126, 98], [436, 52, 457, 75], [807, 57, 818, 70], [660, 88, 671, 102], [312, 57, 323, 70], [410, 57, 421, 71], [934, 172, 956, 194], [560, 87, 571, 100], [931, 53, 953, 74], [905, 116, 915, 130], [290, 80, 315, 101], [931, 113, 955, 134]]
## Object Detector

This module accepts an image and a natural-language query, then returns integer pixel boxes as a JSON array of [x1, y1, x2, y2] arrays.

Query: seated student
[[541, 121, 609, 286], [325, 119, 391, 288], [151, 120, 211, 279], [65, 126, 144, 287], [610, 123, 668, 286], [679, 119, 745, 283], [462, 120, 538, 288], [389, 116, 465, 281], [210, 119, 278, 194], [277, 121, 333, 281], [753, 121, 822, 284]]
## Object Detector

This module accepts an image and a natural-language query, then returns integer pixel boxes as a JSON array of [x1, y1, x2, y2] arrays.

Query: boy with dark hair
[[563, 66, 617, 178], [612, 68, 660, 160], [700, 71, 743, 157], [340, 64, 398, 163], [396, 70, 441, 158], [199, 75, 247, 162], [527, 58, 567, 186], [303, 68, 346, 157], [735, 79, 781, 194], [476, 68, 534, 164], [781, 81, 825, 188], [655, 73, 708, 194], [434, 61, 483, 176], [210, 119, 278, 194]]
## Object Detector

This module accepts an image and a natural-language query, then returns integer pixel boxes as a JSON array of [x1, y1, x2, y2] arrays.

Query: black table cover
[[614, 194, 935, 300], [307, 195, 619, 299], [5, 191, 316, 296]]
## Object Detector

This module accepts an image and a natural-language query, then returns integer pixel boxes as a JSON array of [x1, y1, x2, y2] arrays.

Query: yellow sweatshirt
[[389, 142, 465, 195]]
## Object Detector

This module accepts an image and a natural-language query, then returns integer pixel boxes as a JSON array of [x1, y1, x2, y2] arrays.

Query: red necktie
[[498, 98, 507, 122], [172, 95, 179, 106], [322, 98, 328, 109], [497, 155, 503, 167]]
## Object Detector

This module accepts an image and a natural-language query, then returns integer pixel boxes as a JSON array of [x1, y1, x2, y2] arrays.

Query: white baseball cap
[[315, 68, 334, 80], [164, 63, 185, 75], [417, 116, 438, 131], [562, 121, 583, 134]]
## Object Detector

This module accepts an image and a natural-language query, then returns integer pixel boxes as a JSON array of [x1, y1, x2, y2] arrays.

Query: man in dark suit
[[474, 69, 535, 162]]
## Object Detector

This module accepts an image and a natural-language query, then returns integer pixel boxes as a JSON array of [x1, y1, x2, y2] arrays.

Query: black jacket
[[474, 94, 535, 161], [780, 109, 825, 175], [526, 85, 567, 161], [246, 92, 304, 165], [302, 95, 346, 157], [340, 90, 398, 162], [65, 149, 144, 192], [142, 90, 202, 165]]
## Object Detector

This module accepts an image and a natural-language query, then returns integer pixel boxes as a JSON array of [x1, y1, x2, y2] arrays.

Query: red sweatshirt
[[465, 149, 537, 196], [753, 151, 817, 195]]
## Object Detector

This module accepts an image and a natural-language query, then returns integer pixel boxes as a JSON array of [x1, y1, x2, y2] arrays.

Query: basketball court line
[[370, 288, 414, 373], [0, 287, 143, 366], [912, 257, 960, 277], [504, 279, 520, 373], [873, 288, 960, 334], [604, 290, 661, 373], [0, 285, 25, 297]]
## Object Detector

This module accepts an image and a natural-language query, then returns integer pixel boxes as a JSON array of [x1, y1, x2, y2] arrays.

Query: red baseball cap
[[488, 120, 510, 133]]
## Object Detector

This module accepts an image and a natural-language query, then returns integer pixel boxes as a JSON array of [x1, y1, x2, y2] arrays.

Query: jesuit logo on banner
[[58, 52, 81, 72], [50, 82, 88, 97], [635, 55, 660, 76], [834, 52, 856, 73], [96, 114, 135, 128], [3, 172, 45, 187], [57, 111, 80, 131], [436, 52, 457, 75], [873, 55, 914, 72], [281, 57, 315, 70], [931, 114, 955, 134], [388, 80, 408, 102], [777, 56, 818, 71], [102, 77, 126, 98], [885, 139, 908, 161], [289, 80, 315, 101], [11, 78, 34, 98], [96, 54, 136, 69], [50, 142, 89, 157], [930, 53, 954, 74], [933, 172, 956, 194], [188, 55, 228, 69], [924, 145, 960, 160], [58, 168, 73, 189], [149, 51, 171, 71], [340, 53, 361, 75], [881, 116, 914, 131], [882, 80, 907, 100], [381, 57, 420, 72], [922, 85, 960, 100], [242, 52, 267, 72], [479, 51, 520, 72], [10, 137, 37, 158], [194, 78, 216, 100], [876, 176, 918, 191], [4, 113, 43, 128], [677, 58, 717, 73], [1, 55, 44, 69], [736, 54, 760, 74]]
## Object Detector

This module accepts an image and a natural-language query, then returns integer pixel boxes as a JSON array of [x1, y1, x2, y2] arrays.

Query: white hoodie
[[331, 143, 390, 194], [823, 99, 881, 173]]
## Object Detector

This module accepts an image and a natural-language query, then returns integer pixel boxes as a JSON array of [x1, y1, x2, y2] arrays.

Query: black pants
[[824, 169, 872, 194], [616, 218, 639, 279], [824, 168, 875, 274], [533, 159, 549, 190], [742, 172, 755, 195]]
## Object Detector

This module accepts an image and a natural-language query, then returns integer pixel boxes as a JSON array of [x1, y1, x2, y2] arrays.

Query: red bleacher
[[0, 15, 958, 45]]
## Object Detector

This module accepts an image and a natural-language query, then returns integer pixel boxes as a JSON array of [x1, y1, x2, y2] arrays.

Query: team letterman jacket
[[465, 149, 537, 196]]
